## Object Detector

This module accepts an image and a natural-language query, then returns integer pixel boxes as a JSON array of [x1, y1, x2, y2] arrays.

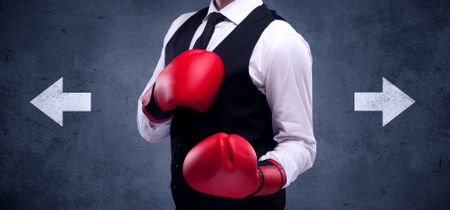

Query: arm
[[137, 12, 195, 143], [137, 48, 171, 143], [259, 30, 317, 187]]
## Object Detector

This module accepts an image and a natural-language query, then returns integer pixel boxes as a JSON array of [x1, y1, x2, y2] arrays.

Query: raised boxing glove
[[142, 49, 224, 122], [183, 132, 286, 199]]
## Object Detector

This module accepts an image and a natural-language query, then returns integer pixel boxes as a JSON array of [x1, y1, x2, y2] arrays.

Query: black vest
[[165, 5, 285, 210]]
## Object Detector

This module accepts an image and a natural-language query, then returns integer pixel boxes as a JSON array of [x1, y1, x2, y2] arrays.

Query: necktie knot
[[193, 12, 226, 49], [207, 12, 226, 26]]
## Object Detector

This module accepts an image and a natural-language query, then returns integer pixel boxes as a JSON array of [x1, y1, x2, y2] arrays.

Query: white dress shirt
[[137, 0, 316, 188]]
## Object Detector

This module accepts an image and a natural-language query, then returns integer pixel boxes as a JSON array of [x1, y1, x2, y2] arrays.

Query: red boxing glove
[[142, 49, 224, 122], [183, 133, 286, 199]]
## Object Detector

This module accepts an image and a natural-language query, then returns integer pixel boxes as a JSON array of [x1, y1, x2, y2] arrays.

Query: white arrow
[[354, 77, 415, 126], [30, 77, 91, 126]]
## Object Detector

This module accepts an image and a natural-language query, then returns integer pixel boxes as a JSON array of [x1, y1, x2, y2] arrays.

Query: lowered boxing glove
[[142, 49, 224, 122], [183, 133, 286, 199]]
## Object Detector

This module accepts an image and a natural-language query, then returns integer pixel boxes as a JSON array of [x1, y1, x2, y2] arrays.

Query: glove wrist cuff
[[141, 84, 172, 123], [253, 159, 286, 196]]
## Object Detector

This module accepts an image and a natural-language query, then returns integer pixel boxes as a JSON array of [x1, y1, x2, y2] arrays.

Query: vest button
[[175, 164, 179, 168], [171, 184, 177, 190]]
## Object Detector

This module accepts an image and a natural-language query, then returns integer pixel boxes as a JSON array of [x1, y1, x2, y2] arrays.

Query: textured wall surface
[[1, 0, 449, 209]]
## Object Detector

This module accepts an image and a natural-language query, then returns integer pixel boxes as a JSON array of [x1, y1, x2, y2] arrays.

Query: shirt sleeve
[[258, 32, 317, 188], [137, 12, 195, 143]]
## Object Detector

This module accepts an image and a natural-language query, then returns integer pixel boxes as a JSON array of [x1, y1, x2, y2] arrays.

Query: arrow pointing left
[[30, 77, 91, 126]]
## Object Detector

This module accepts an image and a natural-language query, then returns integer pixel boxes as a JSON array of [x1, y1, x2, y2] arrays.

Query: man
[[137, 0, 316, 209]]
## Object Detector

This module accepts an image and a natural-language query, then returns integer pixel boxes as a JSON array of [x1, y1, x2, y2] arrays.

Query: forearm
[[137, 85, 171, 143], [260, 135, 316, 187]]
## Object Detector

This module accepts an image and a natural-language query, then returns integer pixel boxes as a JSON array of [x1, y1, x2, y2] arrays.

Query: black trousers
[[171, 178, 286, 210]]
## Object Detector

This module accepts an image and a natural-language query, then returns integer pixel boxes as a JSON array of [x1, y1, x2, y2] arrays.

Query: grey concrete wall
[[0, 0, 449, 209]]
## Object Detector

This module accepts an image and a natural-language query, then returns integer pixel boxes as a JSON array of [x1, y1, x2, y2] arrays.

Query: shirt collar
[[206, 0, 263, 25]]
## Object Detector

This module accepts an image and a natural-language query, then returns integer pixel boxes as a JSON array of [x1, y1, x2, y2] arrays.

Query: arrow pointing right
[[354, 77, 415, 126]]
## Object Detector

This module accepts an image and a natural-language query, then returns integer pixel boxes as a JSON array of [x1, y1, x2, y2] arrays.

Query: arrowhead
[[381, 77, 415, 126], [30, 77, 64, 126]]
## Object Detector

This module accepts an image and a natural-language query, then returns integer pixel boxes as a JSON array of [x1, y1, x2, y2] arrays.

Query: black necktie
[[193, 12, 226, 49]]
